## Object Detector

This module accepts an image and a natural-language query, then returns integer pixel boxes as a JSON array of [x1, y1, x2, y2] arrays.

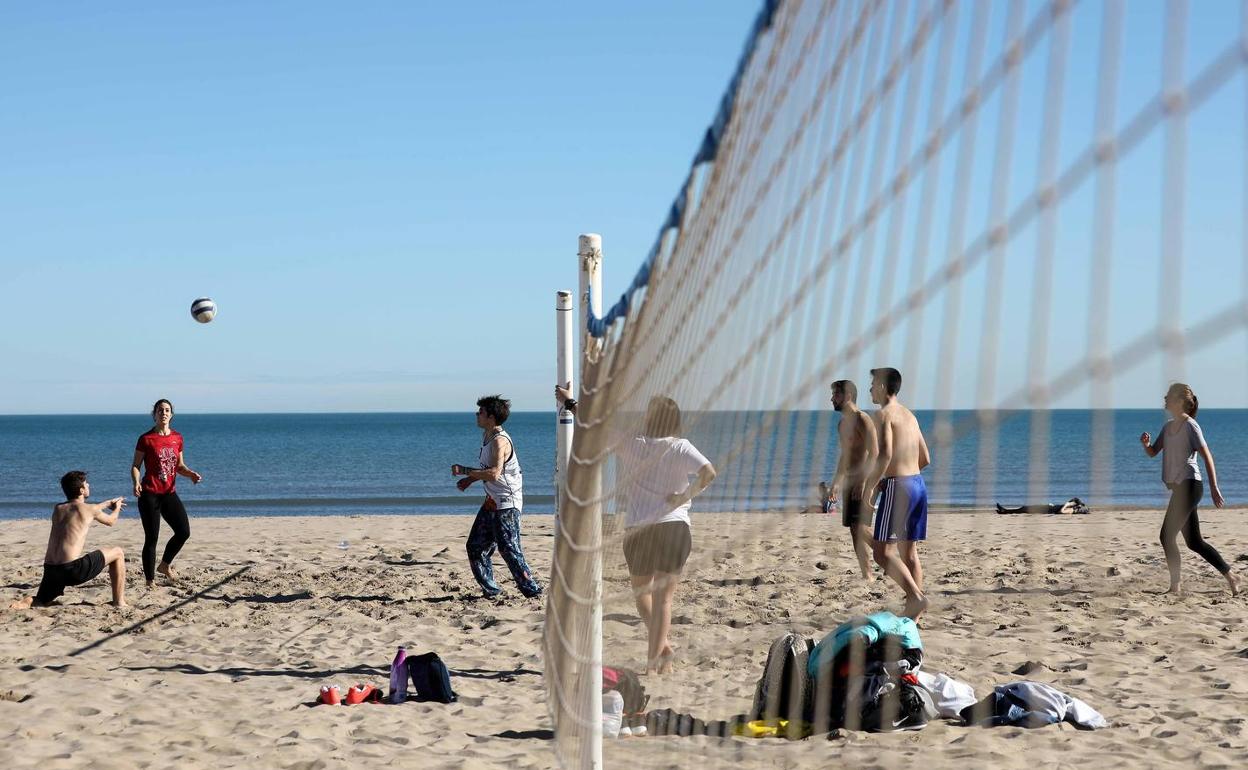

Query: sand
[[2, 509, 1246, 769]]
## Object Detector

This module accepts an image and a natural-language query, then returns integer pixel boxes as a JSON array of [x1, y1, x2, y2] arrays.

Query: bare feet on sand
[[646, 645, 676, 675], [157, 563, 179, 583], [1227, 573, 1240, 597], [110, 599, 128, 609], [1165, 583, 1184, 596], [8, 597, 34, 610], [902, 594, 929, 619]]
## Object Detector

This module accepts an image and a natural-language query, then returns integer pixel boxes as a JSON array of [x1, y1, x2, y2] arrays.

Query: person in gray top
[[1140, 383, 1239, 596]]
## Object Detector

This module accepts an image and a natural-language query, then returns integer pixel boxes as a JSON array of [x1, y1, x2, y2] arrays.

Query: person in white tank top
[[452, 395, 542, 599]]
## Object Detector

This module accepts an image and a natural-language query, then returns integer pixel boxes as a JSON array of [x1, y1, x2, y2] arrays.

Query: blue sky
[[0, 1, 759, 413], [2, 1, 1247, 414]]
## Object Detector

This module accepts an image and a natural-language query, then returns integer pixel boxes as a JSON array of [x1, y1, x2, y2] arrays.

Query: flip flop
[[317, 685, 341, 706]]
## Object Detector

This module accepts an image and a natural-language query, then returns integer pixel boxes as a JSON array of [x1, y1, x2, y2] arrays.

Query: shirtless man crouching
[[9, 471, 128, 609], [864, 368, 931, 619]]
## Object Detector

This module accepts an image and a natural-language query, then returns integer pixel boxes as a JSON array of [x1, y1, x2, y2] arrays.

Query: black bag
[[811, 635, 925, 733], [406, 652, 457, 703], [749, 632, 814, 725], [603, 665, 649, 716]]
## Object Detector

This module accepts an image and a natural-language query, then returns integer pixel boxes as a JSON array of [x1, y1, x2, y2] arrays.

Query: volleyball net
[[545, 0, 1248, 766]]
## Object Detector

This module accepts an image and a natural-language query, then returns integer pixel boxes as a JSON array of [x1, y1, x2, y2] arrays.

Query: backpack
[[811, 634, 924, 732], [602, 665, 648, 715], [406, 652, 457, 703], [750, 632, 814, 728]]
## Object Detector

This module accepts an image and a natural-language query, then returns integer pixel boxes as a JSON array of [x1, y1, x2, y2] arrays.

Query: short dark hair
[[831, 379, 857, 402], [870, 367, 903, 396], [61, 470, 88, 500], [642, 396, 681, 438], [476, 395, 511, 425], [152, 399, 174, 419]]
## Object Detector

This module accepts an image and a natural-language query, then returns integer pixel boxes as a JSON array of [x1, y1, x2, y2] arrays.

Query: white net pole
[[556, 289, 574, 515]]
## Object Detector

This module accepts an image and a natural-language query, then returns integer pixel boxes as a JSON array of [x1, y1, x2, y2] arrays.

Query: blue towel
[[807, 611, 923, 677]]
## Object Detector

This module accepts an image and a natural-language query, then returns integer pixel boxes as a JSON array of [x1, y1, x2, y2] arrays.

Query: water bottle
[[389, 647, 408, 704], [602, 690, 624, 738]]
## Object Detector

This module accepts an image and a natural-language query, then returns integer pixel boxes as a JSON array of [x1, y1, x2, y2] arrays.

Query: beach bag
[[406, 652, 457, 703], [602, 665, 648, 716], [750, 632, 814, 724]]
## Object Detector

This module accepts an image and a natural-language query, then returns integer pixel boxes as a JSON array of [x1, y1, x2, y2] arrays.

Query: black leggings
[[1161, 480, 1229, 575], [139, 491, 190, 582]]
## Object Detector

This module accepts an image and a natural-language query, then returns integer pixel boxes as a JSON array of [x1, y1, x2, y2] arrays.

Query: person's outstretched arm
[[92, 497, 125, 526]]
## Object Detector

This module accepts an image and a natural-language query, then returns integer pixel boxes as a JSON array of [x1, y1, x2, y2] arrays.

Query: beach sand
[[2, 510, 1246, 768]]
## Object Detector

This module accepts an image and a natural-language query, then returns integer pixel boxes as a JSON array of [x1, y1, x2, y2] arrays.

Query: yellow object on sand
[[733, 719, 813, 739]]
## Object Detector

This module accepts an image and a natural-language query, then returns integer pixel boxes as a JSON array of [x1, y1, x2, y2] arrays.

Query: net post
[[576, 233, 603, 769], [579, 234, 604, 361], [555, 290, 574, 515]]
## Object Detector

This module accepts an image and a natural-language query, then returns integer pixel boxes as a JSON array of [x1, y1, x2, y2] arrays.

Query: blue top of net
[[587, 0, 780, 338]]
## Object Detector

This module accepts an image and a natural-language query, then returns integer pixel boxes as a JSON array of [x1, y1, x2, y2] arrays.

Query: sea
[[1, 410, 1245, 520]]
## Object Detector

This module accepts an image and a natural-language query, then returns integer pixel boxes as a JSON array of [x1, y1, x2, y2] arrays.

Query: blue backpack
[[407, 652, 457, 703]]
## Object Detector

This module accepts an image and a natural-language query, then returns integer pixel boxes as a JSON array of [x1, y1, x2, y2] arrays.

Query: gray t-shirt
[[1154, 418, 1206, 484]]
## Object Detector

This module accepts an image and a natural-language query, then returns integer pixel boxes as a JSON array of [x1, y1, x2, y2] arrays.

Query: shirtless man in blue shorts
[[864, 367, 930, 619]]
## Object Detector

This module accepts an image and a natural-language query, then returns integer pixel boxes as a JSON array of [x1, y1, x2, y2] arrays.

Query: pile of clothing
[[702, 611, 1108, 738]]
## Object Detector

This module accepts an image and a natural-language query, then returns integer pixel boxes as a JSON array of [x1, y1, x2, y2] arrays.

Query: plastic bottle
[[389, 647, 408, 704], [602, 690, 624, 738]]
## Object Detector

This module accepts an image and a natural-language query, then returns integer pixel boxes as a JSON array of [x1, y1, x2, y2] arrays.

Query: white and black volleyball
[[190, 297, 217, 324]]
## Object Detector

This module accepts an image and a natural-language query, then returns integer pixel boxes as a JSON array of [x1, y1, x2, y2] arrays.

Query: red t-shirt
[[136, 429, 184, 495]]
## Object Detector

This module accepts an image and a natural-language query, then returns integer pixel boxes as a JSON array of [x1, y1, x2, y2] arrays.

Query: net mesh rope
[[545, 0, 1248, 765]]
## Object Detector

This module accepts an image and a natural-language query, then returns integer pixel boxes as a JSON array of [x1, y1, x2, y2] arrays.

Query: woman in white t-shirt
[[1140, 383, 1239, 596], [618, 396, 716, 674]]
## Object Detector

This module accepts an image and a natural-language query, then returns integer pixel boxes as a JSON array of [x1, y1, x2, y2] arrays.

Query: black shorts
[[623, 521, 692, 577], [35, 550, 106, 604], [842, 496, 867, 528]]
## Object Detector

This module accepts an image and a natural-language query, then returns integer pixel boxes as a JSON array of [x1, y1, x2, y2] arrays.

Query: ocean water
[[1, 410, 1244, 520]]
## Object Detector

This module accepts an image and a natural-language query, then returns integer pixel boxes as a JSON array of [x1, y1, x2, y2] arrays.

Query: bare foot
[[902, 594, 929, 619], [110, 599, 128, 609], [1226, 573, 1240, 597], [146, 581, 157, 590], [1164, 583, 1184, 596], [157, 563, 179, 583], [7, 596, 33, 610], [647, 645, 676, 675]]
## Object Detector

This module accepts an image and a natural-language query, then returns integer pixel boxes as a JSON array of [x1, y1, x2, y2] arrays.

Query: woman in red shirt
[[130, 399, 202, 587]]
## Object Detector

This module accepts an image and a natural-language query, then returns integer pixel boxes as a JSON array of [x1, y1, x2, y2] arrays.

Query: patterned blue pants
[[466, 505, 542, 598]]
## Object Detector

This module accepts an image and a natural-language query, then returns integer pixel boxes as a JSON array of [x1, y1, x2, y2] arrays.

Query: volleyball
[[190, 297, 217, 324]]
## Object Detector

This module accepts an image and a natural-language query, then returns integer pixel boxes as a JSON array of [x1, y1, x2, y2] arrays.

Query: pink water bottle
[[389, 646, 408, 704]]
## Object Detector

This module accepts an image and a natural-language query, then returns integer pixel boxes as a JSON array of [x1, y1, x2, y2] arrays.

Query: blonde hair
[[1166, 383, 1199, 418]]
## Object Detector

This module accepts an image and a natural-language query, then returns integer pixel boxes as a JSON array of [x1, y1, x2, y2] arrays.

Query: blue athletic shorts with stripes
[[873, 474, 928, 542]]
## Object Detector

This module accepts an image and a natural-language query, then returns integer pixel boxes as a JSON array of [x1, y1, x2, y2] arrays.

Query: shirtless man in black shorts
[[829, 380, 878, 581], [9, 471, 128, 609]]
